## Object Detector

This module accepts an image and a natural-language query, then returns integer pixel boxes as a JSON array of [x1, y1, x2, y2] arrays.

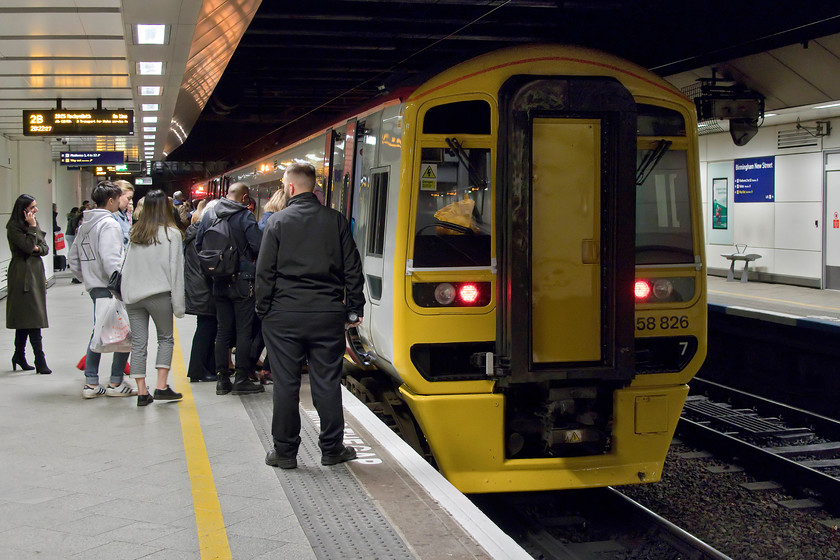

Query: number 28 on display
[[636, 316, 689, 331]]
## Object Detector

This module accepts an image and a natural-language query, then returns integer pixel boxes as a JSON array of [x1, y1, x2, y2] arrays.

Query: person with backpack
[[195, 182, 264, 396]]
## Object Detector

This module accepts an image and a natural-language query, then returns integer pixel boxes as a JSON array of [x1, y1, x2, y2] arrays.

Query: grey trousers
[[125, 292, 175, 379]]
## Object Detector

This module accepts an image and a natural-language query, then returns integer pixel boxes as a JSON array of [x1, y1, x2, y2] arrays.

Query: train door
[[496, 76, 636, 383], [825, 152, 840, 289], [331, 119, 357, 219]]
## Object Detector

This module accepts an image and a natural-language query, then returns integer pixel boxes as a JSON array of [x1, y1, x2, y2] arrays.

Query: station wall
[[0, 136, 55, 297], [700, 116, 840, 287]]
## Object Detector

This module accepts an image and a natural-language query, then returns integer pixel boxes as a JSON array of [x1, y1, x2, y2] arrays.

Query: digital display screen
[[23, 110, 134, 136]]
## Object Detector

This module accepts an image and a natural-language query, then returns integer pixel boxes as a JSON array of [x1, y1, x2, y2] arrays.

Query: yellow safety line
[[172, 324, 232, 560], [708, 289, 840, 313]]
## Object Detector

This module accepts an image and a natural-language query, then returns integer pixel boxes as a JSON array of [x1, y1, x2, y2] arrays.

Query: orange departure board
[[23, 110, 134, 136]]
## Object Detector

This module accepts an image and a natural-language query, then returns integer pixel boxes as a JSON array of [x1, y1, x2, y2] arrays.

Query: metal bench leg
[[727, 260, 736, 282], [740, 261, 750, 283]]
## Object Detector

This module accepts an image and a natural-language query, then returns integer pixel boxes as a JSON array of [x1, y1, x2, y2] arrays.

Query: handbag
[[108, 243, 129, 300]]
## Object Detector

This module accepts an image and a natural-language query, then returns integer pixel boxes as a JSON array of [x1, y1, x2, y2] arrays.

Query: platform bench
[[721, 252, 762, 283]]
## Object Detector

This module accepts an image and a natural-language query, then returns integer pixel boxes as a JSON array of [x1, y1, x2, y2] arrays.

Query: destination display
[[60, 152, 125, 166], [23, 110, 134, 136]]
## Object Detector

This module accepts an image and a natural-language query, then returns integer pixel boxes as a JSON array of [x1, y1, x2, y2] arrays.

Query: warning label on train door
[[420, 164, 437, 191]]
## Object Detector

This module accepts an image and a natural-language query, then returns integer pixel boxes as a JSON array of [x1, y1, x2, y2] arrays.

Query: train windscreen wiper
[[635, 139, 672, 186], [446, 137, 487, 188]]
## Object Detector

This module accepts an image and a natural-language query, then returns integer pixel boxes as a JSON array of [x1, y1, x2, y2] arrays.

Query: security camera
[[61, 140, 68, 145]]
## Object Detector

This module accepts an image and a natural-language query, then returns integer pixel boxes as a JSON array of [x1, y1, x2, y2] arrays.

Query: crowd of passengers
[[6, 162, 365, 468]]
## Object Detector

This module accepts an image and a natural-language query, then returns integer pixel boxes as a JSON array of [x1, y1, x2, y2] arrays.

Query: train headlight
[[652, 279, 673, 299], [634, 280, 651, 299], [634, 277, 695, 303], [434, 283, 456, 305]]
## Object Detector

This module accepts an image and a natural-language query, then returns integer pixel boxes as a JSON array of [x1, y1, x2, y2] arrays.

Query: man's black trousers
[[262, 310, 346, 459], [213, 278, 256, 372]]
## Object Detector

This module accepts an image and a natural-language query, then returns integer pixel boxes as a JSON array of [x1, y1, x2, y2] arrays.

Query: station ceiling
[[2, 1, 840, 178]]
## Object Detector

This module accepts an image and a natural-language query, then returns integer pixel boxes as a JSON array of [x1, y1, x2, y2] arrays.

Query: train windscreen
[[635, 148, 694, 264], [413, 146, 492, 267]]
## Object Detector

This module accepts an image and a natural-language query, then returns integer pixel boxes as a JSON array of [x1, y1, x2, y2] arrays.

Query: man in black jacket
[[256, 162, 365, 469], [196, 182, 264, 395]]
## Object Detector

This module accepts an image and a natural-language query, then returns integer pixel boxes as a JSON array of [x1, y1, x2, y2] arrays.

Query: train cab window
[[635, 149, 694, 264], [413, 145, 491, 267], [423, 100, 491, 134], [637, 104, 686, 137]]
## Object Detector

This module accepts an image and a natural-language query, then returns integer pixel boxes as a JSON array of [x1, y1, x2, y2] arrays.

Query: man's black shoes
[[216, 372, 232, 395], [265, 450, 297, 469], [231, 379, 265, 395], [321, 446, 356, 466]]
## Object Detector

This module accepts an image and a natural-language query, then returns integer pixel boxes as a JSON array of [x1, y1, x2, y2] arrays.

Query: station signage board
[[135, 177, 153, 185], [23, 109, 134, 136], [734, 156, 775, 203], [60, 152, 125, 166]]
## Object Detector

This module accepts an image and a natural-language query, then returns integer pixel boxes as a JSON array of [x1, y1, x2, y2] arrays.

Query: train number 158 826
[[636, 316, 689, 331]]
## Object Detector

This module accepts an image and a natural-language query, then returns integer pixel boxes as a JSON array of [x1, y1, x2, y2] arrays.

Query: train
[[191, 44, 707, 493]]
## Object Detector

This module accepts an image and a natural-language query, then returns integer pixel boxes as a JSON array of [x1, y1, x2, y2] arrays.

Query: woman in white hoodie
[[121, 190, 186, 406]]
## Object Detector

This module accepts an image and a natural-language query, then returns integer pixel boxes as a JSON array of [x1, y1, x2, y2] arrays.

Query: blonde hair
[[114, 179, 134, 193], [133, 198, 144, 221], [264, 188, 288, 213], [130, 190, 180, 245], [191, 199, 208, 224]]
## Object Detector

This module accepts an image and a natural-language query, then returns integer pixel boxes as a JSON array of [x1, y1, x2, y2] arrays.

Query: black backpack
[[197, 216, 240, 278]]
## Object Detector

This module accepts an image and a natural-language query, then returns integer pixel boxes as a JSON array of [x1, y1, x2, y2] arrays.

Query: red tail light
[[634, 280, 651, 299], [459, 283, 480, 304]]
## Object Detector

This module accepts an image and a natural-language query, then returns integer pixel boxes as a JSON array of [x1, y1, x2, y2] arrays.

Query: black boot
[[231, 368, 264, 395], [29, 329, 51, 374], [216, 369, 233, 395], [11, 330, 34, 371]]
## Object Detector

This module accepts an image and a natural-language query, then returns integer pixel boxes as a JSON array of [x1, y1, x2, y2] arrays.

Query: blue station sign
[[734, 156, 775, 202]]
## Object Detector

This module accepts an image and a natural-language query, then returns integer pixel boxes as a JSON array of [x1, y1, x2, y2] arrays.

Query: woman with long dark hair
[[121, 190, 185, 406], [6, 194, 51, 374]]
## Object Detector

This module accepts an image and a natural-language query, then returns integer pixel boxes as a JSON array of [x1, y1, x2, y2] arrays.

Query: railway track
[[679, 377, 840, 514], [471, 488, 731, 560]]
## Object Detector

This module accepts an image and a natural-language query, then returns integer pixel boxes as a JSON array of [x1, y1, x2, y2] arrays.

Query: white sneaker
[[83, 385, 106, 399], [106, 380, 138, 397]]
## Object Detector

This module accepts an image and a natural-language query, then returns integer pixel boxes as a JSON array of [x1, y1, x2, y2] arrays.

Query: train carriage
[[192, 44, 707, 493]]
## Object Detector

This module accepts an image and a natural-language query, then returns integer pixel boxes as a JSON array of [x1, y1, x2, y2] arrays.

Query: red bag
[[76, 355, 131, 375], [54, 232, 66, 250]]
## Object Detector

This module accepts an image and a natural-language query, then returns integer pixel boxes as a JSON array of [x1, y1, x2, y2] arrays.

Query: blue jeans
[[85, 288, 130, 386]]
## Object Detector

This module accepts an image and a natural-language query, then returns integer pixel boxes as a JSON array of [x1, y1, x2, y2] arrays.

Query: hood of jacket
[[214, 197, 248, 219], [75, 209, 116, 237]]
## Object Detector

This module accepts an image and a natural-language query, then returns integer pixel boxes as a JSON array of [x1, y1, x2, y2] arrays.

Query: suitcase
[[54, 254, 67, 271]]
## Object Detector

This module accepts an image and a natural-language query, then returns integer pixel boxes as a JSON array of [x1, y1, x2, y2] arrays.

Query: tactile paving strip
[[243, 393, 414, 559]]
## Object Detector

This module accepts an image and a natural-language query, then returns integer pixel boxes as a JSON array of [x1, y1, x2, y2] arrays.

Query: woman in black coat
[[184, 204, 218, 382], [6, 194, 51, 374]]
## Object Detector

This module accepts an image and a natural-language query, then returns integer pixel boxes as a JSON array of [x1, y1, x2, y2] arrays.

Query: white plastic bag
[[90, 297, 132, 353]]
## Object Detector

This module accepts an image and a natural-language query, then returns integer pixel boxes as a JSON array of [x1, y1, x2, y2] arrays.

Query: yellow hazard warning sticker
[[564, 430, 582, 444], [420, 163, 437, 191]]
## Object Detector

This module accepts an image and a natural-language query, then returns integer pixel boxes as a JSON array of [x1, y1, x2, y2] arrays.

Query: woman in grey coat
[[6, 194, 51, 374]]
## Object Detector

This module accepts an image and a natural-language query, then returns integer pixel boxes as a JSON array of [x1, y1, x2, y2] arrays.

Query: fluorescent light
[[137, 62, 163, 75], [813, 102, 840, 109], [139, 86, 161, 96], [763, 113, 777, 117], [143, 126, 156, 132], [143, 135, 154, 140], [143, 116, 158, 123], [144, 141, 154, 146], [136, 24, 166, 45], [141, 104, 159, 111]]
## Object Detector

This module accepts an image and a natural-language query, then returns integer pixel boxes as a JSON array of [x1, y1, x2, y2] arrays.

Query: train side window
[[367, 170, 388, 256], [413, 146, 491, 267], [423, 100, 491, 135]]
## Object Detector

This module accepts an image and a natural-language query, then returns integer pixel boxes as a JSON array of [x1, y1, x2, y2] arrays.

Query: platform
[[707, 275, 840, 326], [0, 274, 531, 560]]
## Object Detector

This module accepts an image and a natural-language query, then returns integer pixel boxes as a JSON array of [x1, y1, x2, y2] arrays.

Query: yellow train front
[[368, 44, 707, 493], [201, 44, 707, 494]]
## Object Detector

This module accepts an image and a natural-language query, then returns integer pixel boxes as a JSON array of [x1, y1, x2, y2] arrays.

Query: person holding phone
[[6, 194, 51, 374]]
